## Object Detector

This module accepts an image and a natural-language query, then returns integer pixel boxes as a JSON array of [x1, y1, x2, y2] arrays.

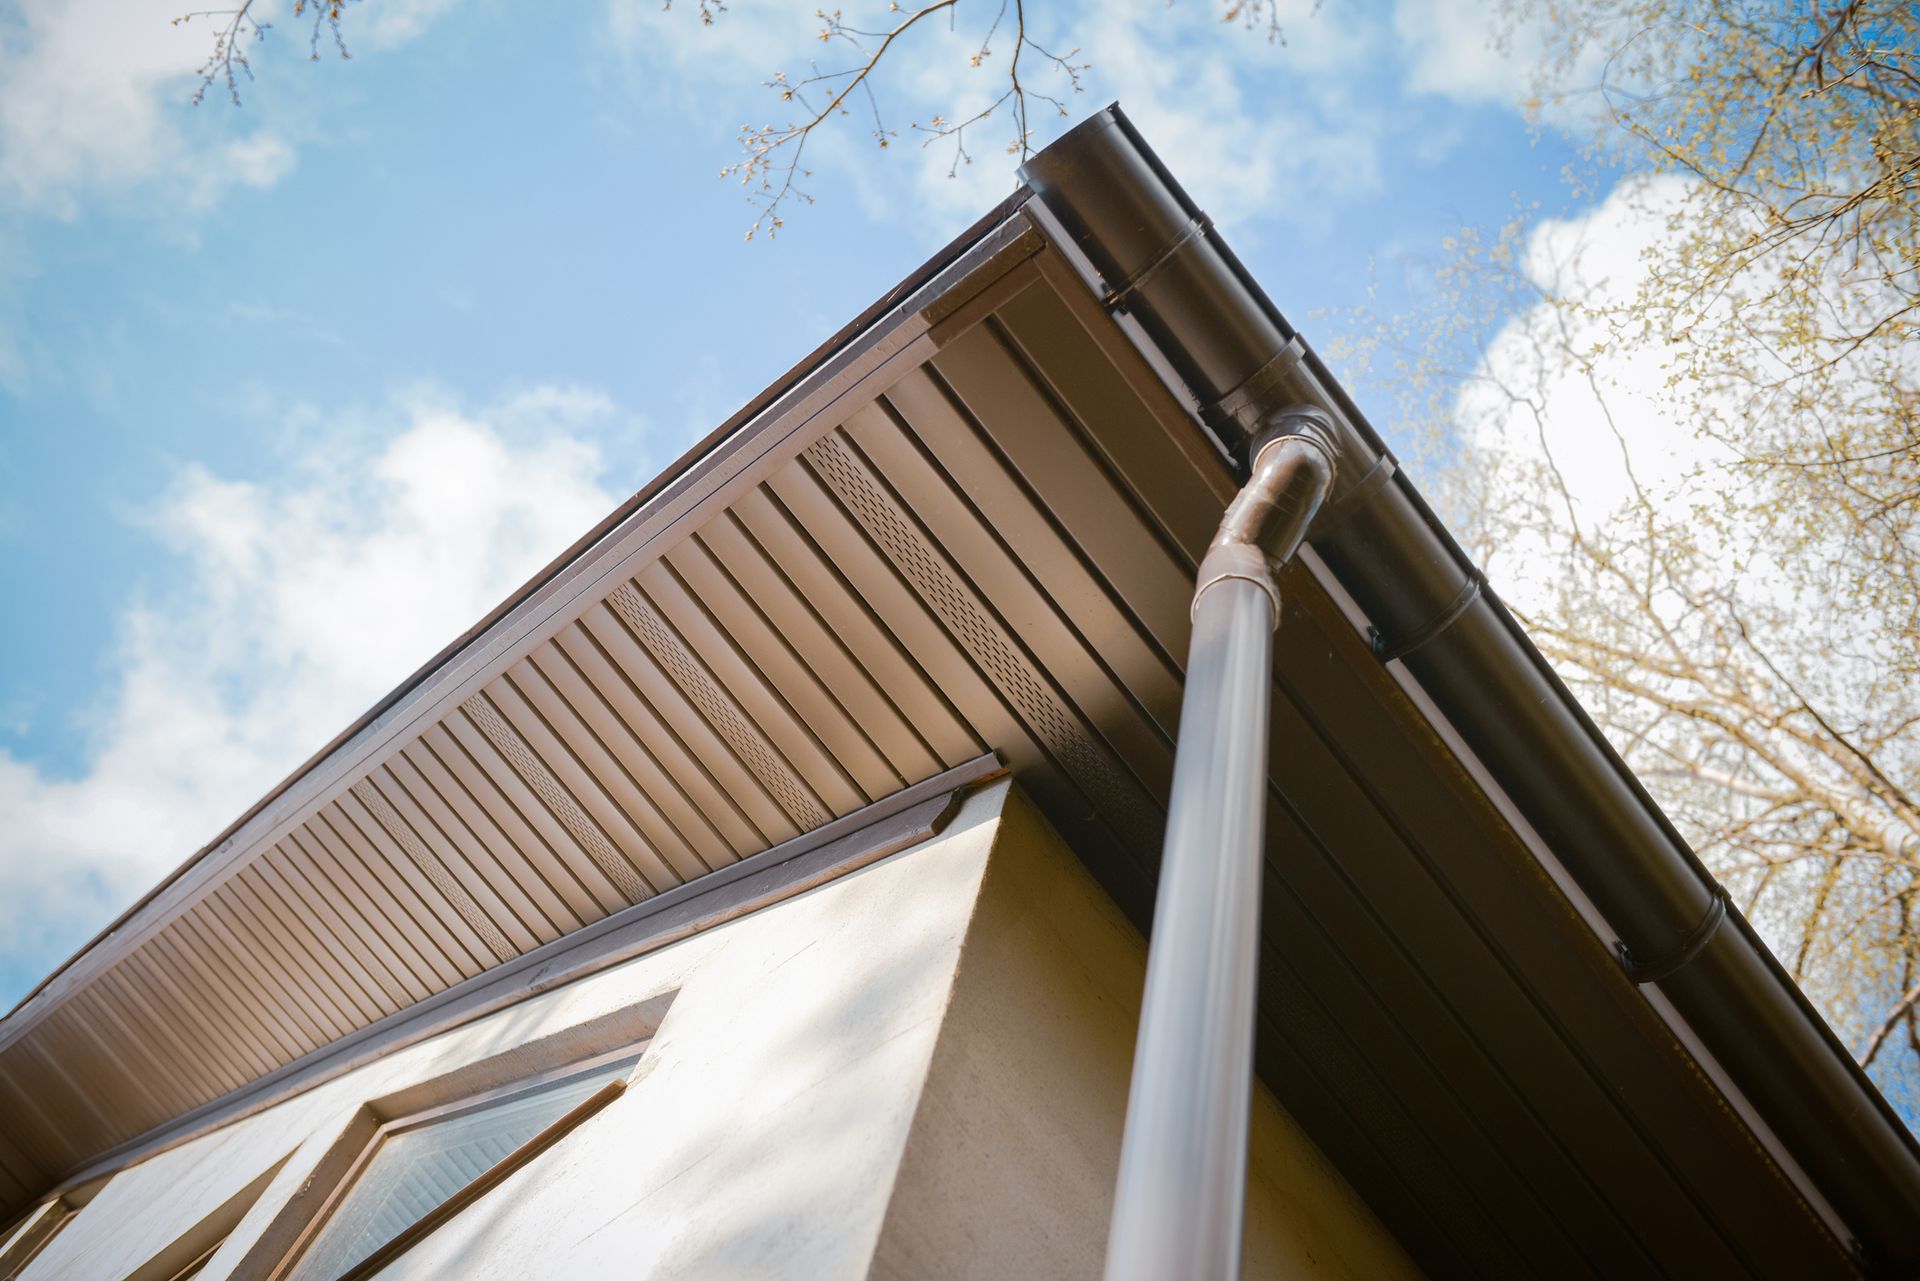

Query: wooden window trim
[[43, 756, 992, 1208], [331, 1079, 624, 1281], [272, 1048, 640, 1281], [0, 1201, 75, 1281], [160, 1235, 224, 1281]]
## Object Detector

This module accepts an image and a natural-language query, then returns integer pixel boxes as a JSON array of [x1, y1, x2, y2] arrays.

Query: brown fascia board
[[0, 190, 1038, 1037], [1018, 104, 1920, 1272]]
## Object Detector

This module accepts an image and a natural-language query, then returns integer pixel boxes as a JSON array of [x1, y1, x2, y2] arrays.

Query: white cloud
[[357, 0, 468, 50], [0, 0, 462, 417], [1460, 168, 1920, 636], [1391, 0, 1642, 133], [1066, 0, 1383, 231], [219, 131, 299, 191], [1394, 0, 1537, 107], [0, 0, 279, 214], [0, 0, 460, 216], [1451, 171, 1779, 626], [0, 387, 639, 1001], [607, 0, 1386, 236], [1458, 172, 1721, 562], [607, 0, 809, 82]]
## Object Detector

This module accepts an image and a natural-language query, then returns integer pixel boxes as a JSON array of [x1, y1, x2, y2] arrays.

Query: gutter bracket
[[1203, 338, 1309, 447], [1311, 453, 1397, 538], [1102, 215, 1212, 312], [1370, 571, 1485, 665], [1617, 886, 1730, 986]]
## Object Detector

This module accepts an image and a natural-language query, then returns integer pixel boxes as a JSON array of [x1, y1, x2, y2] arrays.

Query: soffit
[[0, 213, 1037, 1215], [902, 259, 1851, 1278], [0, 202, 1855, 1276]]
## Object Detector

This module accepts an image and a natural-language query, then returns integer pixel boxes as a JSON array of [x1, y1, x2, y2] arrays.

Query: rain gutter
[[1021, 105, 1920, 1275]]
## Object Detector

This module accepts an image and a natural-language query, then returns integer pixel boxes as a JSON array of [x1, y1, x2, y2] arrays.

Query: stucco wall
[[869, 786, 1417, 1281], [19, 779, 1413, 1280]]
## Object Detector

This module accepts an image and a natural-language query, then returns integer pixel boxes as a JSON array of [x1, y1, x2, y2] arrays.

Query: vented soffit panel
[[0, 203, 1045, 1213], [0, 111, 1908, 1277]]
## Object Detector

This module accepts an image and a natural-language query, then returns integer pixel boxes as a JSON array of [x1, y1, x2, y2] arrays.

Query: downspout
[[1023, 104, 1920, 1273], [1104, 414, 1334, 1281]]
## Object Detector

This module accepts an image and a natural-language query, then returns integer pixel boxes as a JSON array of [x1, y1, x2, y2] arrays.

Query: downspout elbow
[[1103, 404, 1337, 1281], [1194, 407, 1338, 626]]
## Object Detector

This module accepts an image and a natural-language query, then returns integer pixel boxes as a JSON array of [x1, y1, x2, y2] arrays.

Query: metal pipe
[[1030, 106, 1920, 1269], [1105, 417, 1333, 1281]]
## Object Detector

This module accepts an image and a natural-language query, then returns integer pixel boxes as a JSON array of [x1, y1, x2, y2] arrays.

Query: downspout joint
[[1104, 404, 1336, 1281], [1193, 407, 1338, 627]]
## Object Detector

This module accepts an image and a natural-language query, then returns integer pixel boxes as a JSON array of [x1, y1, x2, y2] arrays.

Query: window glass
[[284, 1058, 632, 1281]]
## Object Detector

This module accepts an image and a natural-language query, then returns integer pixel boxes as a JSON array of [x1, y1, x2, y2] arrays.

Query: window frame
[[0, 1199, 76, 1281], [270, 1044, 643, 1281], [159, 1235, 225, 1281]]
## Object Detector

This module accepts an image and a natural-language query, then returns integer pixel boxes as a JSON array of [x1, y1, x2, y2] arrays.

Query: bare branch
[[180, 0, 357, 106]]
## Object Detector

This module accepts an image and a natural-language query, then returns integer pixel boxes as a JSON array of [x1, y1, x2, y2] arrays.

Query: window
[[0, 1206, 85, 1281], [0, 1200, 76, 1281], [161, 1237, 224, 1281], [278, 1052, 636, 1281]]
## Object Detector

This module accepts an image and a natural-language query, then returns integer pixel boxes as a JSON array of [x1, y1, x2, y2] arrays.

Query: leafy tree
[[1351, 0, 1919, 1100], [1524, 0, 1918, 627], [1514, 0, 1918, 1095]]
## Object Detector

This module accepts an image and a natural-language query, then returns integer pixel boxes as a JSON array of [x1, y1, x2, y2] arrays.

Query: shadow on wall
[[373, 783, 1012, 1281]]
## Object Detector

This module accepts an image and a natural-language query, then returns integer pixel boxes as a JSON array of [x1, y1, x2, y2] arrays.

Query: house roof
[[3, 104, 1916, 1276]]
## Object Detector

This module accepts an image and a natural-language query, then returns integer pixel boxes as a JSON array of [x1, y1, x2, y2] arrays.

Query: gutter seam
[[1619, 887, 1731, 986], [1368, 572, 1485, 665], [1311, 454, 1398, 537], [1103, 214, 1211, 310]]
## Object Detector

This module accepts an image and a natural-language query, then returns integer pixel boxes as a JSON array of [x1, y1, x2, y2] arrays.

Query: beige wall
[[19, 780, 1414, 1280], [869, 786, 1417, 1281]]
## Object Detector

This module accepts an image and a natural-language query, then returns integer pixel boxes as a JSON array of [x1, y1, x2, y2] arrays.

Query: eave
[[2, 105, 1915, 1278]]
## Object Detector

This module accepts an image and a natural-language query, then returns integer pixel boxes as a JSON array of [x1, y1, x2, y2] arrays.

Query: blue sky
[[0, 0, 1586, 1003]]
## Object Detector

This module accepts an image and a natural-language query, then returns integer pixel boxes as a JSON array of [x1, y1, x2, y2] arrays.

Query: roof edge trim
[[1, 190, 1036, 1035], [1019, 102, 1920, 1272], [42, 755, 1005, 1200]]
